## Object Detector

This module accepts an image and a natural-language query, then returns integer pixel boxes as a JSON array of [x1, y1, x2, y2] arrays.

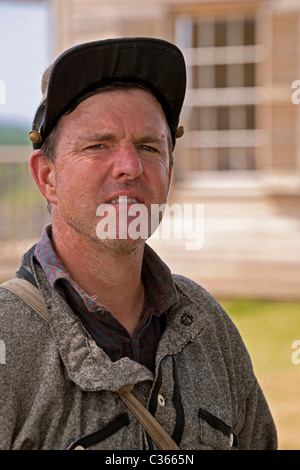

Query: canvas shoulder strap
[[0, 277, 179, 451], [1, 277, 48, 322]]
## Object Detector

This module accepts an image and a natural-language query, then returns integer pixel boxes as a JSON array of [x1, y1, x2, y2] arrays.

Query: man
[[0, 37, 277, 450]]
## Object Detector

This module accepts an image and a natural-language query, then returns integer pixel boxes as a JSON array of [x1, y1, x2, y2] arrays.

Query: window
[[176, 15, 265, 172]]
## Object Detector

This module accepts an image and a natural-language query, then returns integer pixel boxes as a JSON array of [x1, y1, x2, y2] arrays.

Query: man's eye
[[86, 143, 106, 151], [89, 144, 104, 149], [141, 145, 157, 152]]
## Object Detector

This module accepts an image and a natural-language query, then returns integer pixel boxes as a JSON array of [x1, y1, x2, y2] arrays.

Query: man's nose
[[111, 143, 143, 180]]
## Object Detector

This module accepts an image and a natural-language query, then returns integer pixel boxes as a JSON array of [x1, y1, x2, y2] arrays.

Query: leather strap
[[1, 278, 48, 322], [0, 277, 179, 450], [117, 384, 179, 450]]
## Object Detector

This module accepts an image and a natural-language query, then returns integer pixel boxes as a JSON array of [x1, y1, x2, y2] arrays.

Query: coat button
[[157, 394, 166, 407], [229, 433, 234, 447], [74, 445, 85, 450], [181, 312, 193, 326]]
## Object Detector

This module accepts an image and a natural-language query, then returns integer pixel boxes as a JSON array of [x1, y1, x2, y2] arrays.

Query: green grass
[[220, 299, 300, 449], [220, 299, 300, 374]]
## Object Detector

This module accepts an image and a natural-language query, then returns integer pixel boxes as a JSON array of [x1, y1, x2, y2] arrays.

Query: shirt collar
[[34, 224, 178, 314]]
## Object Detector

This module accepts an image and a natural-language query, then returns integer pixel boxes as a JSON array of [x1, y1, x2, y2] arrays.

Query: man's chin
[[95, 235, 146, 255]]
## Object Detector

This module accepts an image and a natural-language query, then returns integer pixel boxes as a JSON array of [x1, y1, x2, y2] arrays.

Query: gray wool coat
[[0, 246, 277, 450]]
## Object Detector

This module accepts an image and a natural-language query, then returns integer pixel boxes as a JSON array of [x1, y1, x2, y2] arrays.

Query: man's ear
[[30, 150, 58, 204]]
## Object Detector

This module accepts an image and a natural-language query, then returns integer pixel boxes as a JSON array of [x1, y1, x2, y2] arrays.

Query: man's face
[[49, 88, 172, 250]]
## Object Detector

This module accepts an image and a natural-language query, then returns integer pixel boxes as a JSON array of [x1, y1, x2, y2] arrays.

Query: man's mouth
[[108, 196, 141, 204]]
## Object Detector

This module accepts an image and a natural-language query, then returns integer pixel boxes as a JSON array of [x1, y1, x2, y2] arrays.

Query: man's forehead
[[61, 87, 169, 129], [75, 84, 162, 106]]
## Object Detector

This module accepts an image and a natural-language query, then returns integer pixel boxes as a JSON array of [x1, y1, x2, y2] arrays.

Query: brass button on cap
[[29, 130, 42, 144], [175, 126, 184, 138]]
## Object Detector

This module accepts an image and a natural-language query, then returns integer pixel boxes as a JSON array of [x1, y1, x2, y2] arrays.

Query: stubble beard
[[58, 205, 148, 257]]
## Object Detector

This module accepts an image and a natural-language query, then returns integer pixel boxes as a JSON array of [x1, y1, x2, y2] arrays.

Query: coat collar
[[27, 248, 209, 392]]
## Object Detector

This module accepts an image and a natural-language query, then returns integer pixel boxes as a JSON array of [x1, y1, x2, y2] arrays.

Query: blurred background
[[0, 0, 299, 450]]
